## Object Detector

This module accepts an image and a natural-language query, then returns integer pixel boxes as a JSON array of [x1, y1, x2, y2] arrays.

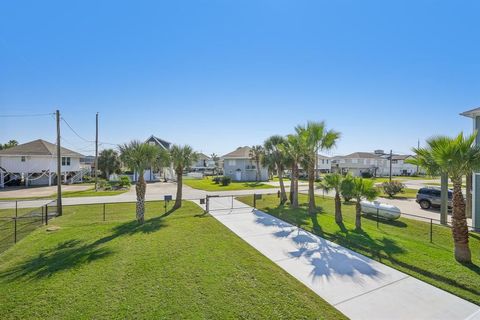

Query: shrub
[[98, 178, 108, 189], [212, 176, 222, 184], [382, 181, 405, 198], [220, 176, 231, 186], [119, 175, 131, 188], [340, 175, 355, 202]]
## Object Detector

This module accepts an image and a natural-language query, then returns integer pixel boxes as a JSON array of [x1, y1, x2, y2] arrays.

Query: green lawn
[[184, 177, 272, 191], [237, 194, 480, 305], [0, 187, 129, 201], [377, 187, 418, 199], [0, 201, 344, 319]]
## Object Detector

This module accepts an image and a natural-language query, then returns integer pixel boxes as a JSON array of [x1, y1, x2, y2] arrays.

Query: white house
[[221, 146, 269, 181], [316, 154, 331, 173], [191, 153, 216, 171], [0, 139, 85, 187], [138, 135, 174, 182]]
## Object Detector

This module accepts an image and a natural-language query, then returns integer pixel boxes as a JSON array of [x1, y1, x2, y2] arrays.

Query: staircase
[[68, 167, 91, 184]]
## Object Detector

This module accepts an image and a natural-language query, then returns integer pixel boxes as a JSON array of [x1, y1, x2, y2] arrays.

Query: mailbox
[[200, 198, 206, 204], [164, 195, 173, 202], [254, 194, 262, 200]]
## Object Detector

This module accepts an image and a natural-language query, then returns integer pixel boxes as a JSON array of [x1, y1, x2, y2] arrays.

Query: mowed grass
[[237, 194, 480, 305], [0, 201, 345, 319], [183, 177, 272, 191]]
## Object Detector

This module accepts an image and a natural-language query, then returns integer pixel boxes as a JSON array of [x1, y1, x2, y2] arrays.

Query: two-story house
[[221, 146, 269, 181]]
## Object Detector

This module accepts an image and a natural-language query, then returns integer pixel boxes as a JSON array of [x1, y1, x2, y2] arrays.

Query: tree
[[340, 174, 355, 202], [164, 145, 199, 210], [381, 181, 405, 198], [414, 132, 480, 263], [97, 149, 121, 179], [280, 134, 304, 208], [352, 177, 378, 230], [210, 153, 220, 175], [119, 141, 159, 223], [264, 135, 288, 204], [249, 145, 264, 181], [319, 173, 344, 224], [295, 121, 340, 214], [0, 140, 18, 150]]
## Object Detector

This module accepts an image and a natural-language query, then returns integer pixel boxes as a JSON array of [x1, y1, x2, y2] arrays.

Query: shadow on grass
[[362, 215, 408, 228], [0, 215, 167, 282]]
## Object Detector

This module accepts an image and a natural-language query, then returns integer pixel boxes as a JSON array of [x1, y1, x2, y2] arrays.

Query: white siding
[[0, 155, 81, 173]]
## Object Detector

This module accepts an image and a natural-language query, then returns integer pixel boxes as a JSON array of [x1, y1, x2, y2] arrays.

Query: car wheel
[[419, 200, 431, 209]]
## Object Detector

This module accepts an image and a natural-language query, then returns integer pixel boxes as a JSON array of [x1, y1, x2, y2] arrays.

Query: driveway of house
[[194, 196, 480, 320], [0, 185, 91, 199]]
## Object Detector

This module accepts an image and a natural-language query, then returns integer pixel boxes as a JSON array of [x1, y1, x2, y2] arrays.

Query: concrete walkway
[[195, 196, 480, 320]]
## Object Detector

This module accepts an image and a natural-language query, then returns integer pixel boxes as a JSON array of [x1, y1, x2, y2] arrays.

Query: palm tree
[[166, 145, 199, 210], [295, 122, 340, 214], [0, 140, 18, 150], [281, 134, 304, 208], [264, 135, 288, 204], [319, 173, 344, 224], [351, 177, 378, 230], [210, 153, 220, 175], [249, 145, 264, 181], [415, 132, 480, 263], [119, 141, 159, 223], [98, 149, 121, 179]]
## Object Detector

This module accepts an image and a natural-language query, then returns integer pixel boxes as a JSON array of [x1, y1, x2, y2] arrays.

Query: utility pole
[[56, 110, 63, 216], [389, 149, 393, 182], [95, 112, 99, 191]]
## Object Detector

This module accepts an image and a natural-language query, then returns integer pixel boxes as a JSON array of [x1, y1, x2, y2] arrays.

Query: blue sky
[[1, 0, 478, 156]]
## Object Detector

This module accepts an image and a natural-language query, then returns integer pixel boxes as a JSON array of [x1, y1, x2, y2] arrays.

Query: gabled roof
[[338, 152, 381, 159], [221, 146, 252, 159], [197, 153, 211, 160], [145, 135, 171, 150], [0, 139, 84, 157], [460, 107, 480, 118]]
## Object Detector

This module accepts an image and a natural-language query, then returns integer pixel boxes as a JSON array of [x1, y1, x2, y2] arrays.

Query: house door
[[235, 170, 242, 181]]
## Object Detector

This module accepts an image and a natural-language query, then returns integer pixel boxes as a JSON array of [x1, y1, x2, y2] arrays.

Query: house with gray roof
[[0, 139, 85, 187], [221, 146, 268, 181], [140, 135, 174, 182]]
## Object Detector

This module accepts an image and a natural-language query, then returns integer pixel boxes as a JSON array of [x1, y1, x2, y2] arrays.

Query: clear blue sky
[[1, 0, 478, 157]]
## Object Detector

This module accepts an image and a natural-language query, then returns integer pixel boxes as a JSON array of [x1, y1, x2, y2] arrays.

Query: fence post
[[206, 196, 209, 213], [14, 217, 17, 243], [15, 200, 18, 218], [430, 219, 433, 243], [45, 205, 48, 225], [253, 193, 256, 209], [231, 196, 234, 209], [103, 203, 106, 221], [376, 208, 379, 228]]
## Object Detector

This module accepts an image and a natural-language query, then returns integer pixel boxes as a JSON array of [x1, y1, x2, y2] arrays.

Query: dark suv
[[416, 187, 453, 210]]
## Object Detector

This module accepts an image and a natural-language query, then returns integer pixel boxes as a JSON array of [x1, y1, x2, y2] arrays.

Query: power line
[[61, 117, 94, 143], [0, 113, 55, 118]]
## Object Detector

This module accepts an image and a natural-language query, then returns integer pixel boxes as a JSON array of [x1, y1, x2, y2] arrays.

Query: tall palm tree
[[210, 153, 220, 175], [319, 173, 344, 224], [351, 177, 378, 230], [295, 122, 340, 214], [264, 135, 288, 204], [165, 145, 199, 210], [416, 132, 480, 262], [249, 145, 264, 181], [119, 140, 159, 223], [281, 134, 304, 208]]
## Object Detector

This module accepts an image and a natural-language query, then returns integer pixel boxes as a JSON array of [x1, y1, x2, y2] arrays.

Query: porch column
[[0, 171, 4, 188], [48, 171, 52, 186]]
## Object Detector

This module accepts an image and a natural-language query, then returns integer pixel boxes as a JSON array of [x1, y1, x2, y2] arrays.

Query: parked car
[[416, 187, 453, 210]]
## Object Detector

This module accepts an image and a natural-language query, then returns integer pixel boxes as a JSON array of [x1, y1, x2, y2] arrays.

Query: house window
[[21, 156, 26, 162], [62, 157, 71, 166], [392, 160, 398, 164], [228, 160, 236, 166], [149, 141, 155, 146], [352, 159, 358, 164]]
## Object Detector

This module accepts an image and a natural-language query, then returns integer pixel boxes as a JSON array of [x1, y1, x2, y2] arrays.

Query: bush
[[340, 175, 355, 202], [361, 171, 373, 178], [119, 175, 131, 188], [220, 176, 231, 186], [212, 176, 222, 184], [382, 181, 405, 198], [98, 179, 108, 189]]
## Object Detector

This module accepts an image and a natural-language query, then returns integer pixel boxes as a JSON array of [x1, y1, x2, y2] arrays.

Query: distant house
[[221, 146, 268, 181], [137, 135, 174, 182], [0, 139, 85, 187], [390, 155, 421, 176], [191, 153, 215, 171], [316, 155, 331, 173]]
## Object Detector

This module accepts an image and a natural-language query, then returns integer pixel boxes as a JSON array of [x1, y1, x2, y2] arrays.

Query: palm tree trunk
[[292, 163, 299, 208], [451, 177, 471, 263], [466, 173, 472, 218], [277, 165, 287, 204], [335, 191, 343, 224], [136, 173, 146, 223], [173, 171, 183, 209], [289, 164, 295, 202], [355, 197, 362, 230], [308, 161, 316, 214], [256, 159, 260, 181]]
